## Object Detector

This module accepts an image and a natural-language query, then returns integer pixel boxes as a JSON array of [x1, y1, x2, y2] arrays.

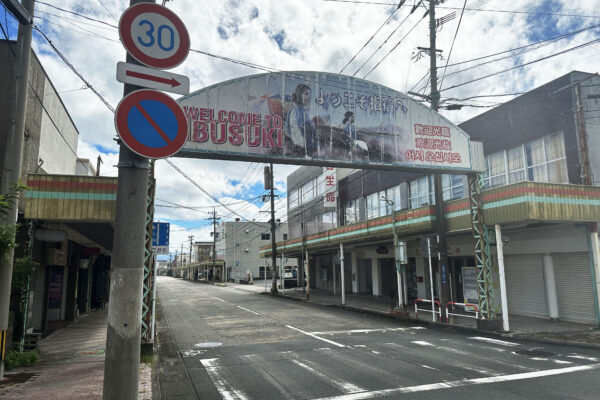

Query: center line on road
[[469, 336, 519, 347], [286, 325, 346, 348], [236, 305, 260, 315], [312, 363, 600, 400], [311, 327, 426, 335]]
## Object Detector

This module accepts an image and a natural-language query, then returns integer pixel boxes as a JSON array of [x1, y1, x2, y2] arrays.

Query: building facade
[[217, 220, 296, 282], [265, 71, 600, 325]]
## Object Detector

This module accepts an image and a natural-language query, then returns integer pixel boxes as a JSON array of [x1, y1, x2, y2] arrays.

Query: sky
[[2, 0, 600, 257]]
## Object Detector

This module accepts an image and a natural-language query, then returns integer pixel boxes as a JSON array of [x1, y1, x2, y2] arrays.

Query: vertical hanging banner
[[323, 167, 337, 208], [176, 71, 484, 173]]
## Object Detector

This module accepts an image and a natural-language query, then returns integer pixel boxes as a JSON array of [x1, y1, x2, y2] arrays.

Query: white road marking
[[567, 354, 598, 362], [291, 359, 365, 394], [286, 324, 346, 348], [412, 341, 434, 346], [236, 305, 260, 315], [552, 360, 573, 365], [200, 358, 249, 400], [312, 363, 600, 400], [469, 336, 519, 347], [311, 327, 425, 335], [421, 365, 438, 370]]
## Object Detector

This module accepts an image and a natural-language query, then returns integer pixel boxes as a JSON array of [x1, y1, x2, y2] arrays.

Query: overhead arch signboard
[[176, 71, 484, 172]]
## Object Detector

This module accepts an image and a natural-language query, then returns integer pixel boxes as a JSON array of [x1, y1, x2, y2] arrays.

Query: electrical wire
[[322, 0, 600, 19], [27, 81, 97, 176], [362, 13, 426, 79], [36, 1, 118, 28], [441, 38, 600, 92], [352, 11, 413, 76], [339, 5, 401, 74], [438, 0, 467, 91]]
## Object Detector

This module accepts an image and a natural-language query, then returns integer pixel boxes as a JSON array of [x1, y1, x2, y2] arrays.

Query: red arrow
[[125, 70, 181, 87]]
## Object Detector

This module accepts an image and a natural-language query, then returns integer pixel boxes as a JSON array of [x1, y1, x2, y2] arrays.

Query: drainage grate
[[514, 349, 555, 357]]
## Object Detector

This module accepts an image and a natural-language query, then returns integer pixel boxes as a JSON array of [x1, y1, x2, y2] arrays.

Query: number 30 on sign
[[119, 3, 190, 70]]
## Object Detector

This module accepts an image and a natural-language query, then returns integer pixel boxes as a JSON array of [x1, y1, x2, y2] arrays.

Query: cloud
[[17, 0, 600, 260]]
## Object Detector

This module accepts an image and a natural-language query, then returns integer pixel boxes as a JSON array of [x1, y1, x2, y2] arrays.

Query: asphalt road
[[156, 276, 600, 400]]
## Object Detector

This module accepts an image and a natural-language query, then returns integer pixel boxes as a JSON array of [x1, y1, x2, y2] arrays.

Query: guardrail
[[414, 299, 442, 321], [445, 301, 479, 323]]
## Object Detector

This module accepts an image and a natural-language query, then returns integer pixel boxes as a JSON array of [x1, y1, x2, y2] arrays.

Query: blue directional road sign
[[152, 222, 170, 254]]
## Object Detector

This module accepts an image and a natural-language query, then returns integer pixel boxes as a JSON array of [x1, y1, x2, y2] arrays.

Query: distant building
[[217, 220, 296, 281]]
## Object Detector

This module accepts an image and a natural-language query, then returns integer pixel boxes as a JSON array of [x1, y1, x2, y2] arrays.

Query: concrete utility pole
[[188, 235, 194, 277], [209, 208, 220, 282], [0, 0, 34, 380], [428, 0, 451, 305], [266, 164, 278, 294], [103, 1, 152, 398]]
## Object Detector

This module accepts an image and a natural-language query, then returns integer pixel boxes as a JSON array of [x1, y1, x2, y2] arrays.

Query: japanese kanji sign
[[175, 71, 483, 173], [323, 167, 336, 208]]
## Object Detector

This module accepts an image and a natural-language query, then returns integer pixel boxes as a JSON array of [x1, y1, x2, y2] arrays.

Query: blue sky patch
[[264, 28, 296, 55], [94, 144, 119, 155], [250, 7, 259, 20], [525, 0, 564, 42]]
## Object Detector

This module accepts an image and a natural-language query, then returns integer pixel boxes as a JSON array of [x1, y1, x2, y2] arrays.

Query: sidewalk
[[226, 281, 600, 349], [0, 307, 152, 399]]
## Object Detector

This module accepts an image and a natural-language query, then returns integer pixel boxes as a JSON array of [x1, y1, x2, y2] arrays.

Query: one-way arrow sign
[[116, 62, 190, 95]]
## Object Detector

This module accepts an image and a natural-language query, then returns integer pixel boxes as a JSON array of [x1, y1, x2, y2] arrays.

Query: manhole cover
[[195, 342, 222, 348], [514, 349, 555, 357]]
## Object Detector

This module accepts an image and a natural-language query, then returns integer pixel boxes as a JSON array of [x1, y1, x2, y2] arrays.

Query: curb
[[264, 292, 600, 350]]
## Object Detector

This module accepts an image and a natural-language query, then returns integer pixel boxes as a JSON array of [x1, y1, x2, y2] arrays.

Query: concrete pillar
[[351, 251, 358, 293], [590, 229, 600, 326], [543, 253, 560, 321], [495, 225, 510, 331], [371, 258, 380, 296]]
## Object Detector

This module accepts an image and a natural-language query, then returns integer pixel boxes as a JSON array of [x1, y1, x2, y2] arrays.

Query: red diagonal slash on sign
[[134, 103, 173, 145], [126, 70, 181, 87]]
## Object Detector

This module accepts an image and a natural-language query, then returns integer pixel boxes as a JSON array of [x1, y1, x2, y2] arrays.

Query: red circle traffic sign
[[119, 3, 190, 69], [115, 89, 188, 159]]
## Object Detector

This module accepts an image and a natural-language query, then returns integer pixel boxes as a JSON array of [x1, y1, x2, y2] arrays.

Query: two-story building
[[264, 71, 600, 326]]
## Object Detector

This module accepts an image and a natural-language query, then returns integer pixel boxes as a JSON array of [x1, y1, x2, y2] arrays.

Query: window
[[409, 176, 434, 209], [301, 180, 314, 203], [282, 233, 288, 240], [442, 175, 465, 201], [345, 199, 359, 224], [289, 189, 299, 209], [366, 192, 380, 219], [483, 132, 567, 189], [261, 233, 270, 240], [508, 145, 525, 183]]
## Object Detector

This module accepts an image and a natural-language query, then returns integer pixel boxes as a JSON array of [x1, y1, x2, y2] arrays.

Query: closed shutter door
[[505, 254, 548, 319], [552, 252, 597, 324]]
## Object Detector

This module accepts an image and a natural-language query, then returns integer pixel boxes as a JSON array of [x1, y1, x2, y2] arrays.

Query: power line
[[339, 4, 401, 74], [36, 1, 118, 28], [441, 38, 600, 93], [322, 0, 600, 19], [362, 13, 426, 78], [352, 10, 413, 76], [438, 0, 467, 91], [26, 80, 96, 176], [34, 25, 116, 112]]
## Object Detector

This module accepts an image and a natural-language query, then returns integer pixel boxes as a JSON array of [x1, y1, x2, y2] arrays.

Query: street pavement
[[156, 276, 600, 400], [0, 307, 152, 400]]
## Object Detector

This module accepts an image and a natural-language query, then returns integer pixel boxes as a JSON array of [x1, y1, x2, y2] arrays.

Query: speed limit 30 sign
[[119, 3, 190, 69]]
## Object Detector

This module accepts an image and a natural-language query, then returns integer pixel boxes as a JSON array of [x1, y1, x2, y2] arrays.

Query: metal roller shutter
[[505, 254, 548, 319], [552, 252, 597, 324]]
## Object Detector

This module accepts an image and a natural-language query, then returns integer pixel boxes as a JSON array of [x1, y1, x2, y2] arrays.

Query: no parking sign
[[115, 89, 188, 159]]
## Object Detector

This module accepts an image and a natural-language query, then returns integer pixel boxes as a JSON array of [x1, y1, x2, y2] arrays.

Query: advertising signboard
[[176, 71, 481, 172]]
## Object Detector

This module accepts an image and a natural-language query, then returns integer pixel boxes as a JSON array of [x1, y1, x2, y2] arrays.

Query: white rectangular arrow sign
[[116, 62, 190, 95]]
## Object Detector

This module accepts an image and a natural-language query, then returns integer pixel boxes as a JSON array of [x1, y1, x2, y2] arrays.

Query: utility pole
[[209, 208, 220, 282], [188, 234, 194, 278], [265, 164, 278, 294], [103, 1, 151, 398], [0, 0, 34, 380], [428, 0, 451, 305]]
